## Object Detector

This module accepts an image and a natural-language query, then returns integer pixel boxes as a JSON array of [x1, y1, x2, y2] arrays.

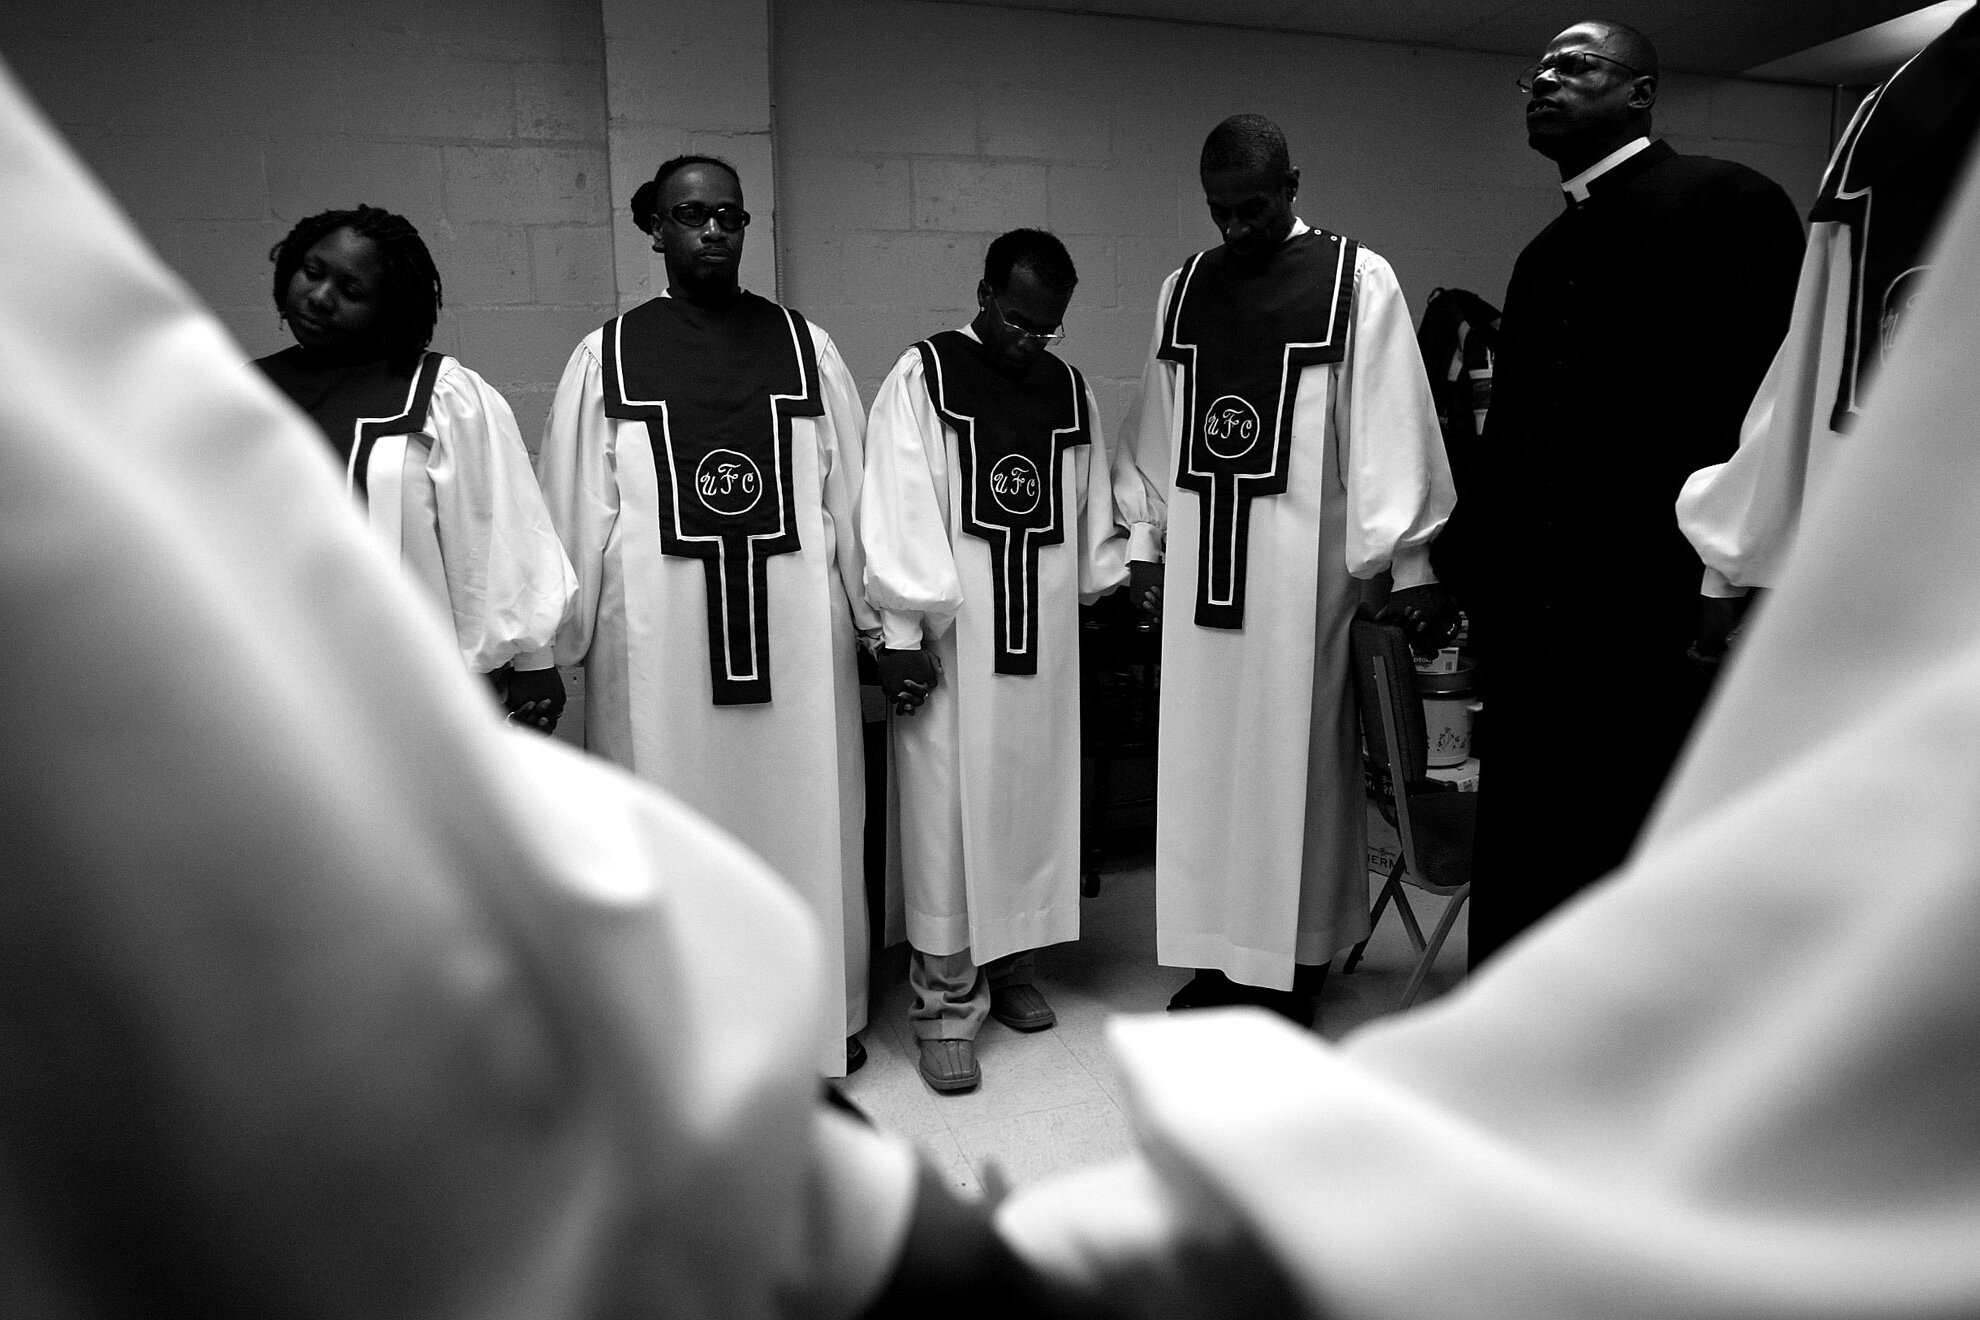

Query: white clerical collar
[[1561, 136, 1652, 203]]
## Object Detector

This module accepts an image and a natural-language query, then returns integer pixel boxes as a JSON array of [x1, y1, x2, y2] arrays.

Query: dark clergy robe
[[1463, 140, 1805, 963]]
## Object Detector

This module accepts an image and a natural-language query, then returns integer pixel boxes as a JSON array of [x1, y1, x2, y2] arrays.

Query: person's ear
[[1284, 165, 1300, 203], [1628, 74, 1658, 113]]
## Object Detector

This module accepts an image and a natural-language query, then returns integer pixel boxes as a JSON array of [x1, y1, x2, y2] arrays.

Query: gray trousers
[[908, 948, 1036, 1041]]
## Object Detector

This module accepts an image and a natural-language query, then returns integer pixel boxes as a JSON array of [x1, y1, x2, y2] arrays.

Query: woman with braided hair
[[256, 205, 576, 729]]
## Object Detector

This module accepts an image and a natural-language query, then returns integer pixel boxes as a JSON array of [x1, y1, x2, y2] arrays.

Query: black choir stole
[[255, 349, 445, 505], [1157, 229, 1357, 629], [600, 294, 822, 705], [914, 331, 1091, 675]]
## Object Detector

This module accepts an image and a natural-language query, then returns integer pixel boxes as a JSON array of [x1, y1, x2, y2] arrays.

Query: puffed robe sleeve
[[1674, 230, 1840, 596], [1335, 250, 1454, 588], [998, 160, 1980, 1320], [526, 334, 618, 670], [861, 347, 964, 650], [424, 360, 576, 672], [1115, 271, 1180, 565], [0, 62, 916, 1320], [1075, 379, 1131, 601], [811, 325, 882, 639]]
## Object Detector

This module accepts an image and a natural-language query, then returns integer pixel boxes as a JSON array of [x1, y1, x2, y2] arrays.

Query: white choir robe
[[1118, 227, 1453, 990], [354, 355, 577, 673], [998, 153, 1980, 1320], [530, 316, 876, 1076], [861, 331, 1129, 962], [0, 60, 914, 1320], [1674, 212, 1859, 595]]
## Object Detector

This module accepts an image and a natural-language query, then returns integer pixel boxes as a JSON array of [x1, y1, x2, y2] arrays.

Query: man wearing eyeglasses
[[529, 154, 879, 1081], [1116, 115, 1455, 1023], [1457, 22, 1804, 965], [860, 229, 1129, 1093]]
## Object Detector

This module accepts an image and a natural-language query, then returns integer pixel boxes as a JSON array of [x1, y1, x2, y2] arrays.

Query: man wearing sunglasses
[[860, 229, 1130, 1094], [1454, 22, 1804, 965], [530, 154, 880, 1081]]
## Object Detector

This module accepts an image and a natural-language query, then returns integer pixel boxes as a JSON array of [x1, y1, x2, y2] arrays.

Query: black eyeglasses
[[1515, 50, 1642, 93], [666, 202, 751, 233], [988, 294, 1066, 346]]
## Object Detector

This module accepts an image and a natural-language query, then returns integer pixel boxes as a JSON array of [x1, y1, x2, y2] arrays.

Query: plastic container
[[1415, 658, 1479, 768]]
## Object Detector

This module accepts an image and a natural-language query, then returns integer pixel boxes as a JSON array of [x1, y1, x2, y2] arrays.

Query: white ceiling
[[922, 0, 1932, 80]]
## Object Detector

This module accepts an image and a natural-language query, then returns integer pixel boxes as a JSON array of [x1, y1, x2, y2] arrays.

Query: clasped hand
[[488, 665, 567, 734], [877, 646, 942, 716], [1376, 582, 1460, 657]]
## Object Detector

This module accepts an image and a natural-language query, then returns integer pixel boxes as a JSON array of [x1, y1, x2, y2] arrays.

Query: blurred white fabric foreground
[[0, 59, 914, 1320], [1001, 146, 1980, 1319]]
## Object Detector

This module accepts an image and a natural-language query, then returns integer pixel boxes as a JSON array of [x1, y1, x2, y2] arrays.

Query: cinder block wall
[[3, 0, 1836, 440], [774, 0, 1834, 425], [1, 0, 618, 445]]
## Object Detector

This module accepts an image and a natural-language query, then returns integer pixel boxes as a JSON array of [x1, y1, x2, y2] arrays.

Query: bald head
[[1524, 20, 1660, 175], [1200, 114, 1291, 182], [1578, 20, 1659, 80], [1198, 114, 1301, 264]]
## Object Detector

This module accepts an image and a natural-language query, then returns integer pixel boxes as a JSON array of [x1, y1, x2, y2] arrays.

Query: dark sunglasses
[[666, 202, 751, 233]]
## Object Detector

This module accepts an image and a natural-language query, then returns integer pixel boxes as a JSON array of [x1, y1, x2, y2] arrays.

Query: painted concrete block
[[215, 302, 290, 365], [330, 49, 519, 142], [268, 139, 447, 226], [531, 224, 619, 305], [455, 305, 616, 396], [11, 37, 270, 138], [606, 33, 772, 133], [783, 156, 913, 234], [912, 161, 1051, 233], [781, 235, 847, 308], [840, 231, 980, 307], [514, 59, 610, 141], [1048, 165, 1184, 240], [73, 133, 267, 225], [781, 70, 978, 157], [807, 303, 967, 401], [980, 84, 1110, 163], [4, 0, 257, 46], [505, 386, 560, 454], [1057, 234, 1118, 309], [429, 224, 533, 308], [174, 219, 302, 313], [444, 145, 611, 225], [401, 0, 603, 64], [1062, 304, 1157, 382]]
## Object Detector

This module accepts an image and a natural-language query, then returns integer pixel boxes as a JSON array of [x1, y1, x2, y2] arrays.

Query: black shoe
[[846, 1035, 867, 1075], [989, 982, 1057, 1031], [1249, 987, 1316, 1028], [1168, 969, 1246, 1011], [1292, 961, 1332, 996]]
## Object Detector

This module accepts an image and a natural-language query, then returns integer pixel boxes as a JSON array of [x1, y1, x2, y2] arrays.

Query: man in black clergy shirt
[[1459, 20, 1805, 965]]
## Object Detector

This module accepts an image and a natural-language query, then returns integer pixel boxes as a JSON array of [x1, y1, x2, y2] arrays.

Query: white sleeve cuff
[[1389, 546, 1437, 591], [881, 612, 926, 651], [1700, 565, 1752, 598]]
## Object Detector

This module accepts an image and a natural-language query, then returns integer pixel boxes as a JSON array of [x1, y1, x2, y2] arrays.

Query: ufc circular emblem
[[1202, 395, 1261, 459], [695, 449, 762, 516], [990, 453, 1042, 515]]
